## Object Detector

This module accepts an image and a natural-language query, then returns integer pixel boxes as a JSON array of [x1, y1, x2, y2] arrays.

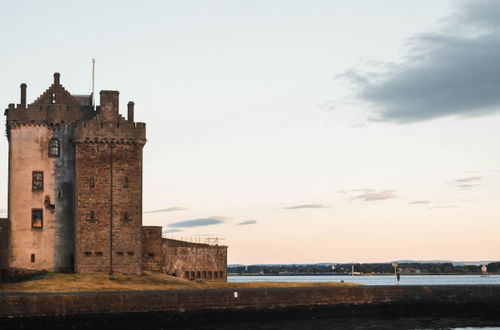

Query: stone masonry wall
[[7, 126, 58, 271], [162, 239, 227, 281], [141, 227, 162, 272], [0, 218, 9, 272], [75, 143, 143, 275], [75, 143, 112, 274], [74, 90, 145, 275], [2, 286, 500, 319]]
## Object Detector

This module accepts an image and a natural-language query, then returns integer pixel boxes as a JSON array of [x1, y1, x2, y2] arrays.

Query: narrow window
[[116, 251, 124, 256], [196, 271, 201, 279], [95, 252, 103, 256], [123, 212, 130, 222], [32, 209, 43, 229], [203, 271, 207, 278], [148, 253, 155, 257], [123, 176, 129, 188], [190, 271, 195, 279], [84, 251, 92, 256], [89, 178, 95, 188], [48, 138, 60, 157], [127, 251, 135, 256], [88, 211, 95, 222], [31, 254, 35, 263], [214, 271, 218, 279], [32, 171, 43, 191]]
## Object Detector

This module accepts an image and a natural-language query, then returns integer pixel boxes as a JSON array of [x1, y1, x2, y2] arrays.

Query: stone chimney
[[20, 83, 27, 105], [53, 72, 60, 85], [127, 101, 134, 122], [99, 91, 119, 122]]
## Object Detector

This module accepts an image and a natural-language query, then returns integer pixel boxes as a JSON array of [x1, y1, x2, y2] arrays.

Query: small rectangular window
[[123, 176, 129, 188], [31, 254, 35, 263], [116, 251, 124, 256], [48, 138, 60, 157], [89, 178, 95, 188], [32, 209, 43, 229], [32, 171, 43, 191], [148, 253, 155, 257], [127, 251, 135, 256], [123, 212, 130, 222], [95, 252, 103, 256], [88, 211, 95, 222], [84, 251, 92, 256]]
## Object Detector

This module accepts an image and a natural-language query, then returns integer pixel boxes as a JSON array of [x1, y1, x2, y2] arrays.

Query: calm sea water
[[228, 274, 500, 286]]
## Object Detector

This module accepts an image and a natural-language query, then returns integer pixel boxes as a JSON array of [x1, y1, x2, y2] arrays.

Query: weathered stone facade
[[3, 73, 145, 275], [1, 72, 227, 279], [142, 226, 227, 281]]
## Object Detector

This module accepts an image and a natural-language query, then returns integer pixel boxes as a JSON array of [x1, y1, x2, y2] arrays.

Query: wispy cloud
[[163, 229, 182, 234], [429, 205, 458, 210], [409, 200, 431, 205], [169, 216, 227, 228], [144, 207, 188, 214], [283, 204, 330, 210], [451, 176, 482, 189], [338, 1, 500, 123], [456, 184, 481, 189], [236, 220, 258, 226], [453, 176, 482, 183], [352, 189, 398, 202]]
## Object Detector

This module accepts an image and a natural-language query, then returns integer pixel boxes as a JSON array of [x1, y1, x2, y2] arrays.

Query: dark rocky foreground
[[1, 286, 499, 329]]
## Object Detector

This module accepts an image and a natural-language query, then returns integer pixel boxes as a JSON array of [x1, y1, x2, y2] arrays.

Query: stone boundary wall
[[0, 218, 9, 275], [162, 239, 227, 281], [0, 286, 499, 318]]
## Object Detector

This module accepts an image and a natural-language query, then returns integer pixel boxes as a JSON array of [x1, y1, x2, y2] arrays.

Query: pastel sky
[[1, 0, 499, 264]]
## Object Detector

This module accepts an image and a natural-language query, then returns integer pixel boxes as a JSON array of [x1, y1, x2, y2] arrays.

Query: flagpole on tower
[[91, 58, 96, 109]]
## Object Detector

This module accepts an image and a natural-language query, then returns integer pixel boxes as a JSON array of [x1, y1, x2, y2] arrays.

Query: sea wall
[[0, 285, 499, 319]]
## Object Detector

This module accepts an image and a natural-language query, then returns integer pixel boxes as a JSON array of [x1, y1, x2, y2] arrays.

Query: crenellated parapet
[[73, 119, 146, 145]]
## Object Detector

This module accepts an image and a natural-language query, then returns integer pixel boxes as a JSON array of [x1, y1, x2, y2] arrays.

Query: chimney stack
[[99, 91, 119, 121], [53, 72, 60, 85], [127, 101, 135, 122], [20, 83, 27, 105]]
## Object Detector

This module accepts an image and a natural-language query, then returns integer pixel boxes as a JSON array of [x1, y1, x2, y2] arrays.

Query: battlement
[[5, 73, 146, 145], [74, 117, 146, 145]]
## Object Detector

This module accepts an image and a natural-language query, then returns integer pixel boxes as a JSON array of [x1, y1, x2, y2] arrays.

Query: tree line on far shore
[[228, 262, 500, 275]]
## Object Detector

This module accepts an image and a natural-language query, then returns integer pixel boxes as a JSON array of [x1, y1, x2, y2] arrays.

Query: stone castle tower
[[5, 73, 146, 274]]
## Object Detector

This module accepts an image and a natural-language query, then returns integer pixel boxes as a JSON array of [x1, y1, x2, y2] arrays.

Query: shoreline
[[228, 273, 499, 276]]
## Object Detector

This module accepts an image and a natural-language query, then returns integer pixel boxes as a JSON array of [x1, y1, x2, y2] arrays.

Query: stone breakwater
[[0, 286, 499, 329]]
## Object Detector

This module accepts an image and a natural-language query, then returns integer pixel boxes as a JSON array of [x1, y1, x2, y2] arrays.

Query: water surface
[[228, 274, 500, 286]]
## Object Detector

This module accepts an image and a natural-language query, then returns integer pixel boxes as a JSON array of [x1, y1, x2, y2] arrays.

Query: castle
[[0, 73, 227, 280]]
